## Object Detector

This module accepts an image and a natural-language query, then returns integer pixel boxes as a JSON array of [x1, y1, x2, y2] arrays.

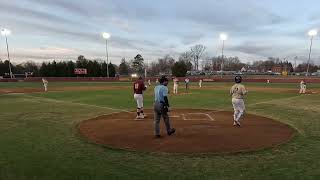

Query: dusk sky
[[0, 0, 319, 65]]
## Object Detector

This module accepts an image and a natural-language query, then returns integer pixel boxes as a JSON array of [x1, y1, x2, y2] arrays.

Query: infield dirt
[[78, 109, 295, 154]]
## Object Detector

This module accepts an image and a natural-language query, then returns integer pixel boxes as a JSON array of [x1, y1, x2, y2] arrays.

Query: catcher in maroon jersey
[[133, 76, 147, 119]]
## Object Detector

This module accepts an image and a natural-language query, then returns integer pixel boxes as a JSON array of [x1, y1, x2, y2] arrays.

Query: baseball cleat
[[235, 121, 241, 127], [135, 115, 144, 120], [167, 128, 176, 136], [154, 135, 161, 138]]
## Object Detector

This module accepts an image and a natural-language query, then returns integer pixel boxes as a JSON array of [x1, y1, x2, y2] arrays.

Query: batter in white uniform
[[230, 75, 247, 127]]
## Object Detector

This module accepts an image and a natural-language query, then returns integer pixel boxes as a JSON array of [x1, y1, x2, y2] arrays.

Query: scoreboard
[[74, 68, 87, 75]]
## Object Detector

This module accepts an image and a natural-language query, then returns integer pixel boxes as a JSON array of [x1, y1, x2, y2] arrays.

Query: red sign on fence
[[74, 68, 87, 75]]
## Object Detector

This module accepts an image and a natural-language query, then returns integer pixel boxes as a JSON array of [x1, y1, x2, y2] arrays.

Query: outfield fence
[[1, 76, 320, 83]]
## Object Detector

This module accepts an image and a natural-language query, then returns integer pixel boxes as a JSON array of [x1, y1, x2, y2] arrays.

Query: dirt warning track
[[78, 109, 295, 154]]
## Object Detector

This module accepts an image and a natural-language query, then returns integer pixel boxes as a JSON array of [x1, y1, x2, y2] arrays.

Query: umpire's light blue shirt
[[154, 85, 168, 102]]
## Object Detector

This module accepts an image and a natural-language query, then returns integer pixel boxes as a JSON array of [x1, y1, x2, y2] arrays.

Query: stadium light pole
[[102, 32, 111, 77], [145, 58, 148, 79], [294, 56, 298, 71], [306, 29, 317, 76], [1, 28, 13, 79], [219, 33, 228, 77]]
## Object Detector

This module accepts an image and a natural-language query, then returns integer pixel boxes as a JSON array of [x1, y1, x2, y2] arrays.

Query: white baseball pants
[[134, 94, 144, 108], [232, 98, 245, 122], [173, 84, 178, 94]]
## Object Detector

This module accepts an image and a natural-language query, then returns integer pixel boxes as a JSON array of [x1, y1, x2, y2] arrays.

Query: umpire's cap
[[235, 75, 242, 83], [159, 76, 169, 84]]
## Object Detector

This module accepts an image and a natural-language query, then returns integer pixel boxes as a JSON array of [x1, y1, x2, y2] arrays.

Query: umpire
[[154, 76, 176, 138]]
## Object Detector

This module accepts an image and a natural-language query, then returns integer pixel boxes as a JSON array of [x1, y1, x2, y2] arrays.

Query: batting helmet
[[235, 75, 242, 83]]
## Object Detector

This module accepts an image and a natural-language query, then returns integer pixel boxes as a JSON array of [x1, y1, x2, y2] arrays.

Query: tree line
[[39, 55, 116, 77], [0, 55, 116, 77], [0, 44, 319, 77], [118, 54, 193, 77]]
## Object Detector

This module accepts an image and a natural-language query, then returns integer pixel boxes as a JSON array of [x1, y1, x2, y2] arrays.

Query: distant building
[[271, 65, 283, 73]]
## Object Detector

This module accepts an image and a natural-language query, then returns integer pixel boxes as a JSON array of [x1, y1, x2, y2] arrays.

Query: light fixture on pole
[[306, 29, 317, 76], [1, 28, 13, 79], [219, 33, 228, 77], [102, 32, 111, 77]]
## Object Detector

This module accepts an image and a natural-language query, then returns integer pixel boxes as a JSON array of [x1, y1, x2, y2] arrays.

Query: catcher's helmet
[[235, 75, 242, 83]]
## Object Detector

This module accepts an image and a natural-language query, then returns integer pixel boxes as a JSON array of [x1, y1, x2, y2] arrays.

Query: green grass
[[0, 82, 131, 88], [0, 82, 319, 180]]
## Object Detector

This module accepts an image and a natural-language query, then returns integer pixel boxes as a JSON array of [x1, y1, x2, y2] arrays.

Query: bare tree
[[148, 55, 175, 76], [179, 51, 193, 71], [179, 51, 193, 63], [157, 55, 175, 74], [190, 44, 206, 70]]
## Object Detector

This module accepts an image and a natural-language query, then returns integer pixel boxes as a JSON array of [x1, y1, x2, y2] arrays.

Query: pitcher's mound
[[78, 109, 295, 154]]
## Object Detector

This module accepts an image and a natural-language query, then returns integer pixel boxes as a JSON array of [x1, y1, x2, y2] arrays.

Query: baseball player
[[154, 76, 176, 138], [133, 76, 147, 119], [173, 77, 179, 94], [299, 80, 306, 94], [230, 75, 247, 127], [42, 78, 48, 92], [184, 78, 190, 92], [199, 79, 203, 88], [148, 79, 151, 86]]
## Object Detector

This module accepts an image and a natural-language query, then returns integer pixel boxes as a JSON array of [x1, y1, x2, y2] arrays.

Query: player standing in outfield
[[184, 77, 190, 91], [148, 79, 151, 86], [42, 78, 48, 92], [230, 75, 247, 127], [154, 76, 176, 138], [199, 79, 203, 88], [299, 80, 307, 94], [133, 76, 147, 119], [173, 77, 179, 94]]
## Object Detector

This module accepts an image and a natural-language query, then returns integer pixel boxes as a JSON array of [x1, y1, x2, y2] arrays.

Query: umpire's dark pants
[[154, 101, 171, 135]]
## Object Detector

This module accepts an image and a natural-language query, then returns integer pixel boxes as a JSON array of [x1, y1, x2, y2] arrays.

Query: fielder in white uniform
[[173, 77, 179, 94], [185, 78, 190, 92], [230, 76, 247, 127], [299, 80, 306, 94], [42, 78, 48, 92], [199, 79, 203, 88]]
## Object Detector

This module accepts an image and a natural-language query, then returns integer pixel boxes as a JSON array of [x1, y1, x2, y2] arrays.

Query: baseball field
[[0, 81, 320, 179]]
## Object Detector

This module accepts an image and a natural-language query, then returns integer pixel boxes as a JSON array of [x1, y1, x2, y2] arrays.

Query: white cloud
[[0, 0, 319, 65]]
